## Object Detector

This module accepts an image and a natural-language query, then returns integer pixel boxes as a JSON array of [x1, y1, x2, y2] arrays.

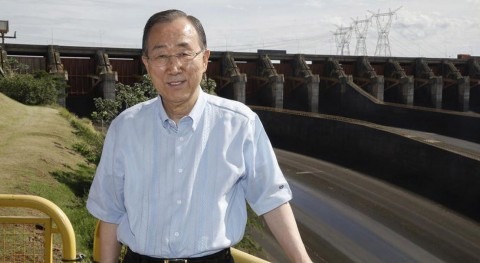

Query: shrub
[[0, 72, 66, 105], [2, 57, 30, 76], [0, 57, 67, 106]]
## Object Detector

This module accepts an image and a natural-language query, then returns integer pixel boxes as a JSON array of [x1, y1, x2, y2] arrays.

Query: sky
[[1, 0, 479, 58]]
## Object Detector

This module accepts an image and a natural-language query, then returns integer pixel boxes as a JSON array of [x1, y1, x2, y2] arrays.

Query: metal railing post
[[0, 194, 82, 262]]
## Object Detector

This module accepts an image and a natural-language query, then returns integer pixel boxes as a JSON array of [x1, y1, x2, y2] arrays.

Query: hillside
[[0, 93, 88, 194], [0, 92, 98, 260]]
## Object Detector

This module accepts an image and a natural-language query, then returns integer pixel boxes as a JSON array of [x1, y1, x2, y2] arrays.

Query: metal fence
[[0, 194, 82, 262]]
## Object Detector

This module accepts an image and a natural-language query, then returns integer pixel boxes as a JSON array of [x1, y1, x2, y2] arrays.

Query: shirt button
[[174, 232, 179, 237], [178, 168, 183, 173], [177, 200, 182, 205], [179, 137, 184, 141]]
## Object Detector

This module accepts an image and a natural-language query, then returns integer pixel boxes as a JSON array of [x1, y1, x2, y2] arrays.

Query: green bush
[[0, 73, 65, 105], [116, 75, 157, 109], [2, 57, 30, 76], [69, 116, 105, 165], [91, 75, 158, 126]]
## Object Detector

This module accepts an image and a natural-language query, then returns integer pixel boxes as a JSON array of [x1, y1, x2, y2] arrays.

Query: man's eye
[[180, 52, 192, 58], [155, 55, 168, 59]]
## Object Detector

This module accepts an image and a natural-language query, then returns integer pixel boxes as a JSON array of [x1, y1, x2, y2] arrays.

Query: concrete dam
[[1, 44, 480, 221]]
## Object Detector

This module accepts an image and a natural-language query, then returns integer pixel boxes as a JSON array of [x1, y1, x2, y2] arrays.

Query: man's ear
[[141, 56, 150, 74], [203, 49, 211, 69]]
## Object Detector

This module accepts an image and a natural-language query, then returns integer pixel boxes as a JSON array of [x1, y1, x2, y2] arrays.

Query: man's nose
[[165, 56, 183, 72]]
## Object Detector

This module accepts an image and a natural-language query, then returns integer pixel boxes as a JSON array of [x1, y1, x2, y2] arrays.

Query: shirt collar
[[157, 88, 206, 132], [188, 88, 206, 131]]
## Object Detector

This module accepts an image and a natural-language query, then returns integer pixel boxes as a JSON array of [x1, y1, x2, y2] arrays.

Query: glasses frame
[[146, 49, 204, 68]]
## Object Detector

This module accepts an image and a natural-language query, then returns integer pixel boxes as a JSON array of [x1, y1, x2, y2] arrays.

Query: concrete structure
[[468, 58, 480, 112], [414, 58, 443, 109], [356, 56, 384, 100], [257, 54, 284, 108], [0, 46, 7, 77], [2, 43, 480, 223], [255, 106, 480, 221], [94, 50, 117, 100], [3, 44, 480, 114], [291, 54, 320, 113], [2, 44, 480, 141], [385, 58, 414, 105], [46, 45, 68, 106], [218, 52, 247, 103]]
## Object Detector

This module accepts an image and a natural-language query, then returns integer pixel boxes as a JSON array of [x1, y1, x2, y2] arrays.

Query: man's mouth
[[167, 80, 185, 86]]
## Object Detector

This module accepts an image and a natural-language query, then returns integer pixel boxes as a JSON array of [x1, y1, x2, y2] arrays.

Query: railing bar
[[0, 195, 79, 262]]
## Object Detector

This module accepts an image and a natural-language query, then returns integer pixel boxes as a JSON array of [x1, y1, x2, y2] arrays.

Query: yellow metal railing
[[0, 194, 270, 262], [93, 221, 270, 263], [230, 247, 271, 263], [0, 194, 82, 262]]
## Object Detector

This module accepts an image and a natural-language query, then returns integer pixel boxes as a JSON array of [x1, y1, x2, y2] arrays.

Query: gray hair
[[142, 9, 207, 56]]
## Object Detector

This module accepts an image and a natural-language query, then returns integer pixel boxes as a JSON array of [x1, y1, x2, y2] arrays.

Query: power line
[[369, 7, 402, 56], [352, 16, 372, 56], [332, 25, 353, 55]]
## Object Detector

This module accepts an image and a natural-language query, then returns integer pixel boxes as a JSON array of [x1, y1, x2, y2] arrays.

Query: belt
[[124, 247, 233, 263]]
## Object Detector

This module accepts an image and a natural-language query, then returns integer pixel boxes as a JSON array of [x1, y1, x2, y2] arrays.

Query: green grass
[[0, 93, 99, 261]]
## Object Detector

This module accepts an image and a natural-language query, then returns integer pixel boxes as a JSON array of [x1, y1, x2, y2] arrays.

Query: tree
[[0, 58, 67, 106], [2, 57, 30, 77], [201, 74, 217, 95]]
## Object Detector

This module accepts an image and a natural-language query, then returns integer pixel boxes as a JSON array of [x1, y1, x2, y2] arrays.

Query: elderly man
[[87, 9, 312, 263]]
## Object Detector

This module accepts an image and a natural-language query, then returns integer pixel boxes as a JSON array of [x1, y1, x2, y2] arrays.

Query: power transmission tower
[[333, 25, 353, 56], [369, 7, 401, 56], [352, 16, 372, 56]]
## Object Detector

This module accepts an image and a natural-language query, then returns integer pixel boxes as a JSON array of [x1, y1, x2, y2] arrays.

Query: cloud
[[1, 0, 479, 57]]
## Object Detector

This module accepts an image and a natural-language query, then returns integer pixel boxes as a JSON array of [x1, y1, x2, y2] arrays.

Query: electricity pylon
[[369, 7, 402, 56], [333, 25, 353, 56], [352, 16, 372, 56]]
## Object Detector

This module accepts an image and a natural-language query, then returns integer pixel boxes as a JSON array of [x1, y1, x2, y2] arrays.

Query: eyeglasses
[[146, 49, 204, 67]]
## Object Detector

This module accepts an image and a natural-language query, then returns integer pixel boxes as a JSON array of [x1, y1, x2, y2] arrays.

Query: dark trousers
[[123, 247, 234, 263]]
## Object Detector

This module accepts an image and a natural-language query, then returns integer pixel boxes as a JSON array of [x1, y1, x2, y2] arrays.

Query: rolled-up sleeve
[[242, 115, 292, 216]]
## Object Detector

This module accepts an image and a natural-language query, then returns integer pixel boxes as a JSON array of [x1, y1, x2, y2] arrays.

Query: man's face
[[142, 17, 210, 108]]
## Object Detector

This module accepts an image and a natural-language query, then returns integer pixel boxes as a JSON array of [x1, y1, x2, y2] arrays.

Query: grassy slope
[[0, 92, 96, 260], [0, 93, 85, 193]]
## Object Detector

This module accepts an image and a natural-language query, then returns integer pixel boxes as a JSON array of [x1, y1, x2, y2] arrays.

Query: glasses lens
[[150, 50, 202, 67]]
